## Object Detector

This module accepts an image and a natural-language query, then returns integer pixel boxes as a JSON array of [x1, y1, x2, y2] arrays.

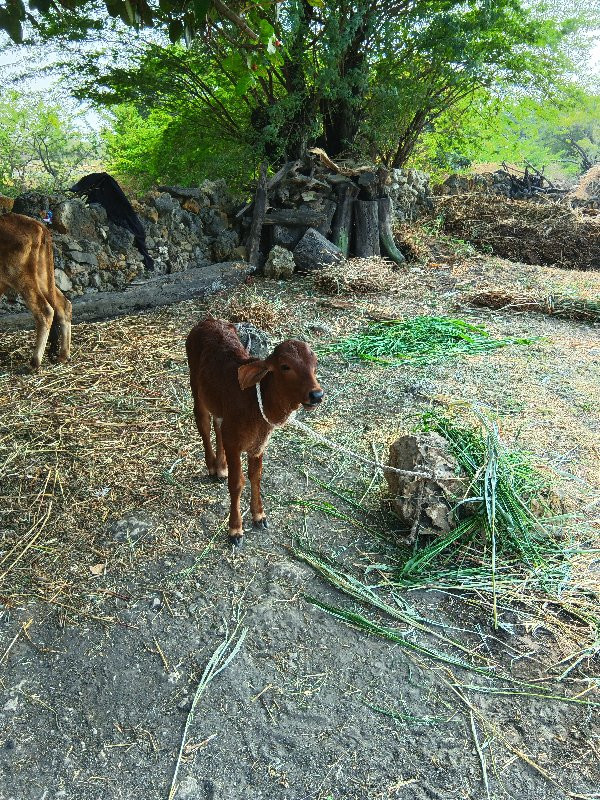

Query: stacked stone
[[1, 180, 241, 304]]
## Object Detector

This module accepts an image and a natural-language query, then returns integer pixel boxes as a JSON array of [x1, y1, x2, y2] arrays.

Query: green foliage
[[102, 103, 258, 190], [6, 0, 598, 182], [325, 316, 535, 366], [412, 86, 600, 178], [0, 89, 100, 195]]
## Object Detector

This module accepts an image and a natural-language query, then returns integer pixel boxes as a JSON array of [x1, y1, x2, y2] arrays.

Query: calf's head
[[238, 340, 323, 410]]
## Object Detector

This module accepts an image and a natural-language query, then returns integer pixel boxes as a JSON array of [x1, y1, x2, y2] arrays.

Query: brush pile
[[438, 194, 600, 270]]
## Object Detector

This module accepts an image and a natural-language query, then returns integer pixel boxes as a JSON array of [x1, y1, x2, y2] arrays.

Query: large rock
[[234, 322, 271, 358], [12, 192, 51, 220], [385, 433, 468, 542], [264, 245, 295, 279], [293, 227, 345, 273], [53, 269, 73, 292], [52, 199, 102, 238]]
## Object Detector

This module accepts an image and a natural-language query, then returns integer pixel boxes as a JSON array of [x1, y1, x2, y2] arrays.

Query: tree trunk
[[378, 197, 405, 266], [354, 200, 380, 257], [331, 182, 359, 257], [247, 163, 268, 267]]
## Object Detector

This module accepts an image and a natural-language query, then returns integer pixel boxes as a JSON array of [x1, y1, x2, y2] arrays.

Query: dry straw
[[312, 256, 400, 295], [437, 194, 600, 270]]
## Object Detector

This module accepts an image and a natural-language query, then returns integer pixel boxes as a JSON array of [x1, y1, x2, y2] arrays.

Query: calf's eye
[[281, 364, 291, 371]]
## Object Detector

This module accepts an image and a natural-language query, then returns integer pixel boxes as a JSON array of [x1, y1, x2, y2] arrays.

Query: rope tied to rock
[[255, 383, 438, 480], [287, 416, 437, 480]]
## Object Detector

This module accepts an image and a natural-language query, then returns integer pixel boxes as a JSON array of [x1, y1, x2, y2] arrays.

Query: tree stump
[[354, 200, 380, 257], [378, 196, 405, 265], [247, 163, 268, 267], [331, 183, 359, 256]]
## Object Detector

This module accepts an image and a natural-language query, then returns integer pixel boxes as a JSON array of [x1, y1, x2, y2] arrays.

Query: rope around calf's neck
[[255, 383, 435, 480]]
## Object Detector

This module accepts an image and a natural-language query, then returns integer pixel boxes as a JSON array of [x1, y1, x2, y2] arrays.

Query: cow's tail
[[45, 228, 61, 359]]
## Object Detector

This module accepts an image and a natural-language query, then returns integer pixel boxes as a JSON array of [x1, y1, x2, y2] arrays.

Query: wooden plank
[[247, 163, 268, 267], [331, 183, 359, 256], [354, 200, 380, 257]]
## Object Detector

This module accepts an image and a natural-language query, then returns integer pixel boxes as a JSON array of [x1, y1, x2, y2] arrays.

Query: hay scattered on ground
[[438, 194, 600, 270], [313, 256, 399, 295], [569, 164, 600, 201], [223, 287, 281, 330], [468, 291, 600, 323]]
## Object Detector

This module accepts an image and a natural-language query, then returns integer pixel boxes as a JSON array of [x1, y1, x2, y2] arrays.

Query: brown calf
[[186, 318, 323, 545], [0, 213, 72, 367]]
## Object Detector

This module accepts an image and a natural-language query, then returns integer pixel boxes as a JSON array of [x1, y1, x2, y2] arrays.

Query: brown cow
[[186, 318, 323, 545], [0, 213, 72, 367]]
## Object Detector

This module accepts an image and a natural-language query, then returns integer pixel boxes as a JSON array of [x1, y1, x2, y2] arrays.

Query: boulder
[[264, 245, 295, 280], [234, 322, 271, 359], [385, 433, 468, 541], [293, 227, 345, 273], [272, 224, 304, 249], [53, 269, 73, 292], [12, 192, 52, 220], [52, 199, 100, 238]]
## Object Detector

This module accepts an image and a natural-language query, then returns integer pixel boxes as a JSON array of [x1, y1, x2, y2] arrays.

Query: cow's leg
[[248, 455, 268, 530], [212, 418, 228, 479], [21, 286, 54, 368], [193, 402, 217, 475], [49, 289, 72, 363], [224, 444, 245, 545]]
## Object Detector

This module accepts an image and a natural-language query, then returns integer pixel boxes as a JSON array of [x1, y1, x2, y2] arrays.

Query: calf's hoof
[[252, 518, 269, 530], [229, 532, 244, 548]]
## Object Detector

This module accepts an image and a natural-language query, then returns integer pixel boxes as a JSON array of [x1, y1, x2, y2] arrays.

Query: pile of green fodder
[[325, 316, 534, 366], [295, 413, 599, 674]]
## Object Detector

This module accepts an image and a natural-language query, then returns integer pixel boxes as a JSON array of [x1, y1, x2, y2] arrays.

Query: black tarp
[[71, 172, 154, 270]]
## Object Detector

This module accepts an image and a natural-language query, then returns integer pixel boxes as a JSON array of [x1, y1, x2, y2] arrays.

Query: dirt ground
[[0, 249, 599, 800]]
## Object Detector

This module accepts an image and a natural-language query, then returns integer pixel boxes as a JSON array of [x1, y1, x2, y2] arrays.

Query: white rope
[[287, 417, 435, 480], [256, 381, 435, 479]]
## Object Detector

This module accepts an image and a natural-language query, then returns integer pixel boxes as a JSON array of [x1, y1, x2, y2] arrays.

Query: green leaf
[[234, 74, 253, 96]]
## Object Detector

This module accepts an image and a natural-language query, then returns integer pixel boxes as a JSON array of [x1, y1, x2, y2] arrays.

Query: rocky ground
[[0, 249, 598, 800]]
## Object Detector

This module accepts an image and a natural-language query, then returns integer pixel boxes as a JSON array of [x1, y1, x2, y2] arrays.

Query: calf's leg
[[248, 455, 268, 529], [212, 418, 228, 478], [225, 444, 245, 545], [193, 402, 218, 475], [49, 289, 72, 363]]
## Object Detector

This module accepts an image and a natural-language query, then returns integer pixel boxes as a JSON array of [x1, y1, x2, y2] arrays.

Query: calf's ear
[[238, 360, 271, 390]]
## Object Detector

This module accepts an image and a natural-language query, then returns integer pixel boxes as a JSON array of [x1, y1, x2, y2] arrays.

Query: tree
[[6, 0, 596, 180], [0, 89, 100, 194]]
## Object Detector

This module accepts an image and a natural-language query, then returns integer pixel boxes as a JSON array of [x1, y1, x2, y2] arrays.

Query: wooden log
[[317, 199, 337, 238], [247, 162, 268, 267], [354, 200, 380, 257], [378, 196, 405, 266], [236, 161, 292, 219], [330, 183, 359, 257], [262, 208, 328, 227]]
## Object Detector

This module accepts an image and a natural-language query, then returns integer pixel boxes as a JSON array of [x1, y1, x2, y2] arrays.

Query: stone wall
[[0, 180, 241, 311]]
